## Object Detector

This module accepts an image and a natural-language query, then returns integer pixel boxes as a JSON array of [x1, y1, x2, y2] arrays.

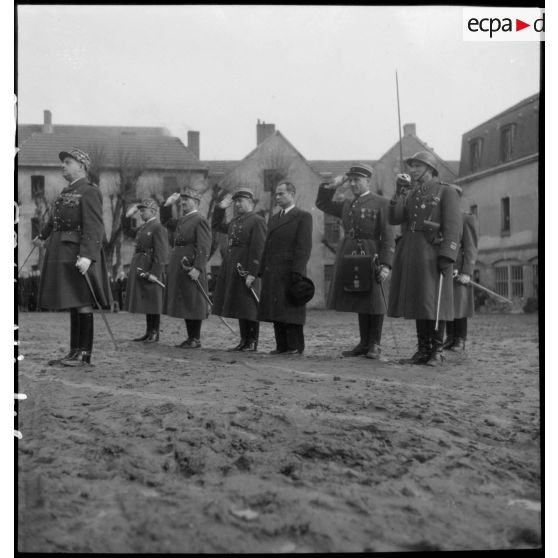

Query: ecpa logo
[[463, 8, 545, 41]]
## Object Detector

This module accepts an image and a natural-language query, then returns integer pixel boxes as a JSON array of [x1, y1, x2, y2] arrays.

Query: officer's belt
[[229, 241, 247, 247], [408, 223, 436, 232], [174, 240, 189, 246], [135, 246, 153, 254], [347, 230, 376, 240], [54, 225, 81, 232]]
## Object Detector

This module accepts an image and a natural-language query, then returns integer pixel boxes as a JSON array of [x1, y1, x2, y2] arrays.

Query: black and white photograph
[[14, 4, 542, 553]]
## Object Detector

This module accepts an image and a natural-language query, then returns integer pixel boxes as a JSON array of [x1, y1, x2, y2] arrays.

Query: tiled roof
[[18, 132, 207, 171], [17, 124, 169, 146]]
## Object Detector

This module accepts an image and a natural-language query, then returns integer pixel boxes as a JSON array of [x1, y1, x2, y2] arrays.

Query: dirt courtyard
[[17, 310, 540, 552]]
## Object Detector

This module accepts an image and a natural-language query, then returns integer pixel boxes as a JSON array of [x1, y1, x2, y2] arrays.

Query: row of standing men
[[33, 148, 477, 368]]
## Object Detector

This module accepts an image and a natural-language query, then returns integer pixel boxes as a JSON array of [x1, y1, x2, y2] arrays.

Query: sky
[[16, 5, 541, 162]]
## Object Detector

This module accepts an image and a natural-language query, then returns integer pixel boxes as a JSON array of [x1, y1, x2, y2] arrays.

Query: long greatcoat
[[212, 207, 267, 321], [316, 186, 395, 314], [387, 179, 461, 321], [453, 211, 478, 319], [257, 207, 313, 325], [123, 217, 169, 314], [37, 177, 112, 310], [161, 208, 211, 320]]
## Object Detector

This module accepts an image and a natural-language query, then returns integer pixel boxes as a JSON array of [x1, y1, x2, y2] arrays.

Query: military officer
[[33, 148, 112, 367], [161, 188, 211, 348], [316, 163, 395, 359], [123, 198, 169, 343], [258, 181, 313, 355], [444, 186, 479, 354], [387, 151, 461, 366], [212, 188, 267, 351]]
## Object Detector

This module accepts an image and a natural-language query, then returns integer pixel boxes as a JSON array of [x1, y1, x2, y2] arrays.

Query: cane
[[459, 276, 513, 305], [374, 255, 400, 357], [180, 257, 235, 334], [236, 263, 260, 304], [17, 244, 37, 276], [81, 266, 119, 351], [137, 267, 166, 288], [434, 272, 444, 331]]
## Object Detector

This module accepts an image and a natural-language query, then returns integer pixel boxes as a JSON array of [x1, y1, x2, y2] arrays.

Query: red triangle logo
[[516, 19, 530, 31]]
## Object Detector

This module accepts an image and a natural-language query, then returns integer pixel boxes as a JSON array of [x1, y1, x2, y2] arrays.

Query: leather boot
[[240, 339, 258, 352], [62, 313, 93, 367], [442, 336, 455, 350], [49, 309, 80, 365], [449, 337, 466, 353], [365, 343, 382, 359], [144, 330, 159, 343], [228, 339, 247, 351], [425, 340, 445, 366], [49, 349, 80, 366], [134, 315, 151, 342], [178, 338, 201, 349], [61, 350, 92, 367], [342, 343, 368, 357]]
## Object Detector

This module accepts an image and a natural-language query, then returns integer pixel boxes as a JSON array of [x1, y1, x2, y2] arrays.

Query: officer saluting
[[161, 188, 211, 348], [212, 188, 267, 351], [388, 151, 461, 366], [34, 148, 112, 367], [316, 163, 395, 359], [123, 198, 169, 343]]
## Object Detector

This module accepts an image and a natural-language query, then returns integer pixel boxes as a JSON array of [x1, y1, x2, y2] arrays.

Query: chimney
[[257, 120, 276, 145], [403, 123, 416, 136], [187, 131, 200, 159], [43, 110, 53, 134]]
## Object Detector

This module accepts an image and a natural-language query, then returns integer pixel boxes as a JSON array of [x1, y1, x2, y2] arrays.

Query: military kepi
[[347, 163, 374, 178], [137, 198, 159, 211], [58, 148, 92, 171], [232, 188, 255, 201], [180, 188, 202, 201]]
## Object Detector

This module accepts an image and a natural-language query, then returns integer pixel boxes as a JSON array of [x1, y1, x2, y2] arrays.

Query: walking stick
[[434, 272, 444, 331], [137, 267, 166, 288], [82, 268, 119, 351], [458, 276, 513, 304], [236, 263, 260, 304], [17, 244, 37, 276], [180, 257, 235, 334], [373, 255, 400, 357]]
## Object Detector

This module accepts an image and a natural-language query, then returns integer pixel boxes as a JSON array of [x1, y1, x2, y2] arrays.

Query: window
[[495, 266, 509, 298], [263, 169, 281, 192], [500, 123, 516, 163], [511, 265, 524, 297], [469, 138, 483, 172], [324, 214, 341, 245], [163, 176, 177, 197], [31, 175, 45, 199], [501, 197, 510, 234]]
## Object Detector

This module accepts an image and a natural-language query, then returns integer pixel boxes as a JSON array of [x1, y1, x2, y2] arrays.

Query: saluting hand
[[164, 192, 181, 206], [76, 256, 92, 275], [218, 193, 233, 209], [125, 204, 139, 218]]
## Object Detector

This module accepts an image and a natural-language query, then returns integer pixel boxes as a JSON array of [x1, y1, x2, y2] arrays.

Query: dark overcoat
[[212, 207, 267, 320], [37, 177, 112, 310], [257, 207, 313, 325], [123, 217, 169, 314], [162, 209, 211, 320], [316, 186, 395, 314], [453, 212, 478, 319], [387, 179, 461, 321]]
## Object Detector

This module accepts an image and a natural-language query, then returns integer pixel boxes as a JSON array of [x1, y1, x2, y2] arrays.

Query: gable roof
[[17, 132, 207, 172]]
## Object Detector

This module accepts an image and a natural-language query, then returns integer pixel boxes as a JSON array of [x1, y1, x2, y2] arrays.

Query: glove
[[245, 274, 256, 288], [457, 273, 471, 285], [375, 264, 390, 283], [437, 256, 453, 275], [395, 173, 412, 195], [125, 204, 139, 218], [32, 236, 45, 248], [75, 256, 92, 275]]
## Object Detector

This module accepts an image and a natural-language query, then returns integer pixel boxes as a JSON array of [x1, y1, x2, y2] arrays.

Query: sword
[[458, 276, 513, 304], [236, 263, 260, 304], [81, 266, 119, 351], [17, 244, 37, 276], [180, 257, 235, 334], [137, 267, 166, 288], [434, 272, 443, 331]]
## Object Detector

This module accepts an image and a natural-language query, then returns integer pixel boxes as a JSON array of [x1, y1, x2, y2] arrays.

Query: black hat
[[232, 188, 255, 201], [287, 276, 315, 306], [347, 163, 374, 179]]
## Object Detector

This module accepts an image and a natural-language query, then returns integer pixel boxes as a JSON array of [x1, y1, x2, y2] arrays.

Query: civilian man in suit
[[316, 163, 395, 359], [212, 188, 267, 351], [123, 198, 169, 343], [161, 188, 211, 348], [258, 181, 313, 355], [33, 148, 112, 367]]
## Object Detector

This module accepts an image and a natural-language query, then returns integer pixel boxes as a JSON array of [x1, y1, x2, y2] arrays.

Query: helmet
[[404, 151, 438, 176]]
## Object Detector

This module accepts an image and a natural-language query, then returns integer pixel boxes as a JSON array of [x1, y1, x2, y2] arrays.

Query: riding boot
[[62, 313, 93, 367], [409, 319, 431, 364], [241, 320, 259, 352], [342, 314, 370, 356], [134, 314, 151, 342], [443, 320, 455, 350], [229, 319, 247, 351], [145, 314, 160, 343], [49, 308, 80, 365], [365, 314, 384, 359], [426, 320, 445, 366]]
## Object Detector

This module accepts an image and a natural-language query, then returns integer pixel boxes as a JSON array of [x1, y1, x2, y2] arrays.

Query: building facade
[[456, 93, 539, 307]]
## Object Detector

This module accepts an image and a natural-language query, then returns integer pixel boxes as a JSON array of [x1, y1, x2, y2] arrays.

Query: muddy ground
[[17, 310, 540, 552]]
